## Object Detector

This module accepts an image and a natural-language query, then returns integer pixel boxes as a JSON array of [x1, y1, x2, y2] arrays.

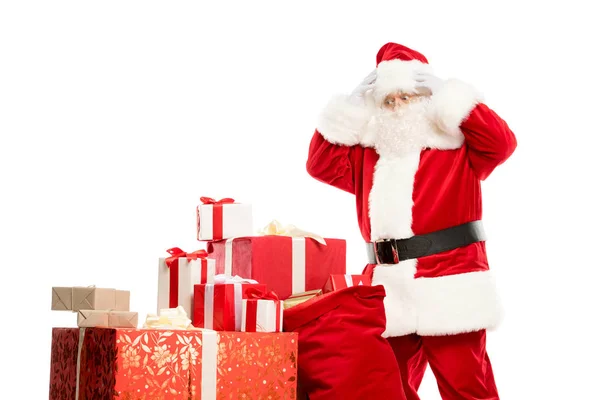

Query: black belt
[[366, 221, 486, 264]]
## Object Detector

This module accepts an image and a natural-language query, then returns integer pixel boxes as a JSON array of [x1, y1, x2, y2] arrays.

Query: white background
[[1, 1, 599, 398]]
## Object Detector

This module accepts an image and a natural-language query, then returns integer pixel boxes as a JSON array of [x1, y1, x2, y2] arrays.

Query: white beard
[[361, 99, 463, 158]]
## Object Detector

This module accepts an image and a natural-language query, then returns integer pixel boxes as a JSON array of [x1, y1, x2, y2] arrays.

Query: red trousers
[[387, 330, 499, 400]]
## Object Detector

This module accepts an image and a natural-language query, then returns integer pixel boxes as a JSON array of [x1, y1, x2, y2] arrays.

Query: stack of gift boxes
[[48, 196, 371, 399]]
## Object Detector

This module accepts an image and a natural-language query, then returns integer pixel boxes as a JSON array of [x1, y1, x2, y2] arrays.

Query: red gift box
[[323, 274, 372, 293], [193, 279, 265, 331], [49, 327, 298, 399], [207, 236, 346, 300]]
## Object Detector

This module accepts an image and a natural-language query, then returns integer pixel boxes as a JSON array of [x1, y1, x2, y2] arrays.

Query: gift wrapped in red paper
[[157, 247, 216, 321], [207, 221, 346, 300], [323, 274, 372, 293], [49, 327, 298, 399], [196, 196, 253, 241], [193, 275, 265, 331]]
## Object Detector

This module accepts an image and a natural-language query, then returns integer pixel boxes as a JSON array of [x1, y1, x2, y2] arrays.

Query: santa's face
[[381, 91, 425, 112], [362, 95, 438, 158]]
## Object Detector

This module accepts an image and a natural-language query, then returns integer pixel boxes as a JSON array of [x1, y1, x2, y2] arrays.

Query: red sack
[[283, 285, 406, 400]]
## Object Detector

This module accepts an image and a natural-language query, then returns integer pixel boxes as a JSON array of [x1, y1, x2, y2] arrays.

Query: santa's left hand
[[414, 72, 444, 95]]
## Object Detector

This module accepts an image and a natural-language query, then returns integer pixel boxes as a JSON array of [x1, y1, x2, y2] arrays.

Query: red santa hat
[[372, 42, 434, 103]]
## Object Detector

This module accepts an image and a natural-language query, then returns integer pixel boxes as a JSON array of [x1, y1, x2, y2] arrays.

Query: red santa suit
[[306, 43, 516, 400]]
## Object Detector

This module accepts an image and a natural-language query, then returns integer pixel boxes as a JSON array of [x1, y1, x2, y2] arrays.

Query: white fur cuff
[[373, 266, 503, 337], [316, 95, 371, 146], [428, 79, 483, 136], [414, 270, 504, 336]]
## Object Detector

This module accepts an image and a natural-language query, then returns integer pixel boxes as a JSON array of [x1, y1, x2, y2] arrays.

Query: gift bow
[[144, 306, 192, 329], [187, 249, 208, 260], [245, 287, 280, 301], [258, 220, 327, 245], [213, 274, 258, 285], [200, 197, 235, 205], [165, 247, 208, 268]]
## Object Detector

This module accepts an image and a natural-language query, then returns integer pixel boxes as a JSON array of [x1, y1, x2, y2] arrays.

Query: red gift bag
[[283, 285, 406, 400]]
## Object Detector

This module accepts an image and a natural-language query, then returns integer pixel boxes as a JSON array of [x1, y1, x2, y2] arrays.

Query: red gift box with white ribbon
[[196, 196, 253, 241], [157, 247, 216, 321], [207, 221, 346, 300], [241, 288, 284, 333], [193, 275, 266, 331]]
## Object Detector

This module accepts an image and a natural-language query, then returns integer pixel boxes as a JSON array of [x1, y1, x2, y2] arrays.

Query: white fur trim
[[365, 103, 463, 240], [372, 268, 503, 337], [423, 126, 465, 150], [374, 59, 432, 103], [427, 79, 483, 136], [373, 260, 418, 337], [368, 154, 420, 241], [316, 95, 371, 146]]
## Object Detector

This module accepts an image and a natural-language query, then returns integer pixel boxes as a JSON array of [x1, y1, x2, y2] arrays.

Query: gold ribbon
[[258, 220, 327, 245], [143, 306, 193, 330], [283, 289, 323, 309]]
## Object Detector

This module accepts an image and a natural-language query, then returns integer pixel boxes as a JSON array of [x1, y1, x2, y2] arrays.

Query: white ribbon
[[344, 275, 354, 288], [203, 258, 216, 284], [291, 237, 306, 294], [74, 328, 86, 399], [201, 329, 218, 399], [224, 238, 235, 276]]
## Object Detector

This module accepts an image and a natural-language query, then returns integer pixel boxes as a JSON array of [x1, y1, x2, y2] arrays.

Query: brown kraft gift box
[[51, 287, 130, 311]]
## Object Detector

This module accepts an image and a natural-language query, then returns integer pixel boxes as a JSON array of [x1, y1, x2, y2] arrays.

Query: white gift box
[[241, 298, 284, 333], [157, 250, 216, 320], [196, 198, 253, 241]]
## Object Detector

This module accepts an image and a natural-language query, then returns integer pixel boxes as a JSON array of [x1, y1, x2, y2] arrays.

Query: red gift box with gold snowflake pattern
[[49, 327, 298, 399]]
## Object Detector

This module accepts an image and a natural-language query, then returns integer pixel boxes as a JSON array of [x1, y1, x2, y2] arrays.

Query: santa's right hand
[[350, 69, 377, 104], [359, 69, 377, 87]]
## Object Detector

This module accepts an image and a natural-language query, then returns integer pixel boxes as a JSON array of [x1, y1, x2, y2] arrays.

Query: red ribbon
[[245, 287, 279, 301], [165, 247, 209, 308], [244, 288, 281, 332], [186, 249, 208, 260], [200, 197, 235, 205], [200, 197, 235, 241]]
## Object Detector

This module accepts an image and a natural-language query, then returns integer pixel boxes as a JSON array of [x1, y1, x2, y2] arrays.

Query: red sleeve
[[306, 94, 371, 194], [461, 104, 517, 180], [427, 79, 517, 180], [306, 130, 356, 194]]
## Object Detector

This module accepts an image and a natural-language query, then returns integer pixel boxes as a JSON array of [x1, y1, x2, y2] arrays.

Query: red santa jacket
[[306, 79, 517, 337]]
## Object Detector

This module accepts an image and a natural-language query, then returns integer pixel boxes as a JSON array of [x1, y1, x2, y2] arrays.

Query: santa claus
[[306, 42, 516, 400]]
